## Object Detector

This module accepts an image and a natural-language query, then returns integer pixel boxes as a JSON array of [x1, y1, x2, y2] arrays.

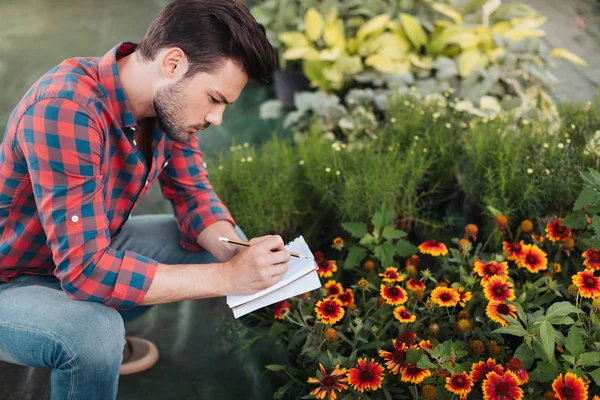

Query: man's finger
[[264, 249, 291, 265], [265, 262, 289, 278], [255, 235, 285, 253], [248, 235, 271, 245]]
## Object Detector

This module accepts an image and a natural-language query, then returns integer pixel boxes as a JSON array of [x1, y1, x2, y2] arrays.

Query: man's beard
[[153, 80, 192, 144]]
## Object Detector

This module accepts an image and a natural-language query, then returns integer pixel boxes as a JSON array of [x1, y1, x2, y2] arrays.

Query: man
[[0, 0, 290, 398]]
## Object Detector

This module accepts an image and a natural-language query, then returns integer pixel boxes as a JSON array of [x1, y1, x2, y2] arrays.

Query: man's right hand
[[221, 235, 290, 295]]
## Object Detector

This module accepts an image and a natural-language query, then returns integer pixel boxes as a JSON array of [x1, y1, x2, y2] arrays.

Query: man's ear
[[159, 47, 188, 79]]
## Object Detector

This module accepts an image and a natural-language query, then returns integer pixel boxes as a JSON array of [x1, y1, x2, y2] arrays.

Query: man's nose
[[206, 111, 222, 127]]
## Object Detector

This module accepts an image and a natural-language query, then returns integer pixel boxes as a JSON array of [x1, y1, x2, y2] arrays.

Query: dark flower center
[[525, 255, 537, 264], [555, 225, 566, 234], [324, 304, 336, 315], [561, 386, 574, 399], [329, 287, 340, 295], [495, 381, 510, 395], [585, 277, 596, 287], [359, 370, 373, 382], [389, 287, 399, 296], [392, 350, 407, 364], [510, 243, 521, 252], [508, 358, 522, 370], [400, 311, 411, 319], [591, 251, 600, 262], [323, 376, 335, 387], [453, 376, 466, 387], [339, 293, 350, 302], [405, 364, 419, 374], [440, 293, 451, 301], [498, 304, 510, 314], [494, 286, 504, 296], [487, 264, 498, 274]]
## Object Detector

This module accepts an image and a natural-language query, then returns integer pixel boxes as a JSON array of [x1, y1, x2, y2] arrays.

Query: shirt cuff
[[178, 205, 236, 251], [104, 250, 159, 309]]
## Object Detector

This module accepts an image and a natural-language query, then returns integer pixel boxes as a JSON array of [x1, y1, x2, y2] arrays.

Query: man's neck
[[116, 52, 156, 123]]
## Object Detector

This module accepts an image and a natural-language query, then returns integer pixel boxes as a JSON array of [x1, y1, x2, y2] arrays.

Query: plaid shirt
[[0, 42, 235, 309]]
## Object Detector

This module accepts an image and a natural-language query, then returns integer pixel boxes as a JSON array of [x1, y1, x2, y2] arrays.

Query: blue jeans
[[0, 214, 247, 400]]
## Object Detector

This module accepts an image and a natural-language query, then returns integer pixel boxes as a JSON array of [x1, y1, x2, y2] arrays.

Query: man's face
[[154, 59, 248, 143]]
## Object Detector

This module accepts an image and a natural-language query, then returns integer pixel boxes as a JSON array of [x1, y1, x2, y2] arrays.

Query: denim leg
[[0, 275, 125, 400], [110, 214, 248, 324]]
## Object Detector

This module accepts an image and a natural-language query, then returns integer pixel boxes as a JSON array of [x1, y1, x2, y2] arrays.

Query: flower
[[482, 371, 523, 400], [347, 358, 385, 392], [459, 238, 472, 254], [473, 259, 509, 282], [486, 301, 518, 326], [273, 300, 290, 320], [332, 237, 344, 251], [317, 259, 338, 278], [456, 318, 472, 332], [496, 215, 508, 235], [400, 363, 432, 384], [532, 233, 545, 243], [324, 280, 344, 297], [553, 263, 562, 273], [505, 358, 529, 385], [551, 372, 588, 400], [563, 237, 576, 252], [483, 275, 516, 302], [418, 240, 448, 256], [336, 289, 354, 306], [363, 260, 375, 272], [314, 251, 324, 261], [357, 278, 368, 288], [546, 218, 572, 243], [458, 287, 472, 307], [315, 298, 345, 324], [583, 248, 600, 270], [430, 287, 460, 307], [379, 267, 403, 283], [465, 224, 478, 241], [421, 384, 437, 400], [393, 306, 416, 323], [572, 269, 600, 298], [397, 331, 417, 346], [446, 373, 473, 397], [520, 219, 534, 233], [380, 285, 408, 306], [324, 328, 337, 342], [307, 363, 348, 400], [407, 278, 425, 292], [406, 255, 420, 269], [503, 241, 526, 262], [470, 358, 504, 382], [378, 339, 407, 374], [470, 340, 485, 356], [516, 244, 548, 273]]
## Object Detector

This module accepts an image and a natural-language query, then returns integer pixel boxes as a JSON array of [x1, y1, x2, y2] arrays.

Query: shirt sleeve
[[15, 97, 158, 310], [159, 133, 235, 251]]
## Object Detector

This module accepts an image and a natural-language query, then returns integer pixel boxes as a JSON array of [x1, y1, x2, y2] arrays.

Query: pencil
[[218, 237, 307, 258]]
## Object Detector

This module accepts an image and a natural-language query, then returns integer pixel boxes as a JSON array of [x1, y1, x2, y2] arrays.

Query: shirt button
[[164, 161, 169, 168], [203, 162, 207, 168], [145, 180, 150, 187], [130, 127, 137, 132], [133, 139, 138, 146], [71, 215, 80, 223]]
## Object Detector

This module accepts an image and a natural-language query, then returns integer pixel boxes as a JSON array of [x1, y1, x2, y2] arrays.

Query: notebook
[[226, 236, 321, 318]]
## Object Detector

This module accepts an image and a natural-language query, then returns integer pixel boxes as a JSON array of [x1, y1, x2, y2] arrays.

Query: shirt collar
[[97, 42, 138, 128]]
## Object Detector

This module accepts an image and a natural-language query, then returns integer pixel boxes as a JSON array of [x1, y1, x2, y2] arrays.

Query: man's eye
[[209, 96, 218, 104]]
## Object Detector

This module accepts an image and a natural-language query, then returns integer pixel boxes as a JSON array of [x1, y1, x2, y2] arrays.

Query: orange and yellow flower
[[400, 363, 432, 384], [505, 358, 528, 385], [332, 237, 344, 251], [483, 275, 516, 302], [470, 358, 504, 382], [486, 301, 518, 326], [546, 218, 572, 243], [516, 244, 548, 273], [317, 259, 338, 278], [473, 259, 509, 283], [572, 269, 600, 298], [583, 248, 600, 270], [378, 339, 407, 374], [418, 240, 448, 257], [379, 267, 403, 283], [482, 371, 523, 400], [551, 372, 588, 400], [458, 287, 472, 307], [336, 289, 354, 306], [380, 285, 408, 306], [393, 306, 416, 323], [407, 278, 425, 292], [465, 224, 478, 241], [503, 241, 526, 262], [347, 358, 385, 392], [357, 278, 368, 289], [307, 363, 348, 400], [430, 286, 460, 307], [315, 298, 345, 324], [273, 300, 290, 320], [532, 233, 545, 243], [324, 280, 343, 297], [446, 373, 473, 397]]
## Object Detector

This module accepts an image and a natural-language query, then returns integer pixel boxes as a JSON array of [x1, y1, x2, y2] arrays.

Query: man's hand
[[221, 235, 290, 295]]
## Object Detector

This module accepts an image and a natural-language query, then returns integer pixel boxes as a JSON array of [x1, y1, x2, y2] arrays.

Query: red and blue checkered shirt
[[0, 42, 235, 309]]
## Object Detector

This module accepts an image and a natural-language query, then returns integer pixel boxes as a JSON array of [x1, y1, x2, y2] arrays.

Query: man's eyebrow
[[215, 91, 233, 105]]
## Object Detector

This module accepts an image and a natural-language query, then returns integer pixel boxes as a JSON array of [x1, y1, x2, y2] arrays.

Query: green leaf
[[579, 352, 600, 367], [265, 364, 287, 372], [590, 367, 600, 386], [529, 361, 559, 383], [592, 215, 600, 236], [545, 302, 585, 324], [406, 348, 422, 364], [492, 324, 528, 337], [359, 234, 376, 245], [462, 0, 488, 14], [561, 210, 588, 229], [417, 354, 438, 369], [549, 316, 575, 325], [574, 187, 600, 210], [514, 342, 535, 370], [382, 226, 407, 240], [344, 246, 367, 270], [562, 354, 575, 364], [357, 341, 385, 352], [273, 382, 293, 399], [383, 387, 393, 400], [566, 326, 584, 358], [396, 240, 418, 257], [342, 222, 369, 239], [372, 204, 393, 231], [539, 320, 556, 363], [374, 243, 395, 267]]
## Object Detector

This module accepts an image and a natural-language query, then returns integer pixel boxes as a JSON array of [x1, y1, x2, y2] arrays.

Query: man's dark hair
[[137, 0, 276, 83]]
